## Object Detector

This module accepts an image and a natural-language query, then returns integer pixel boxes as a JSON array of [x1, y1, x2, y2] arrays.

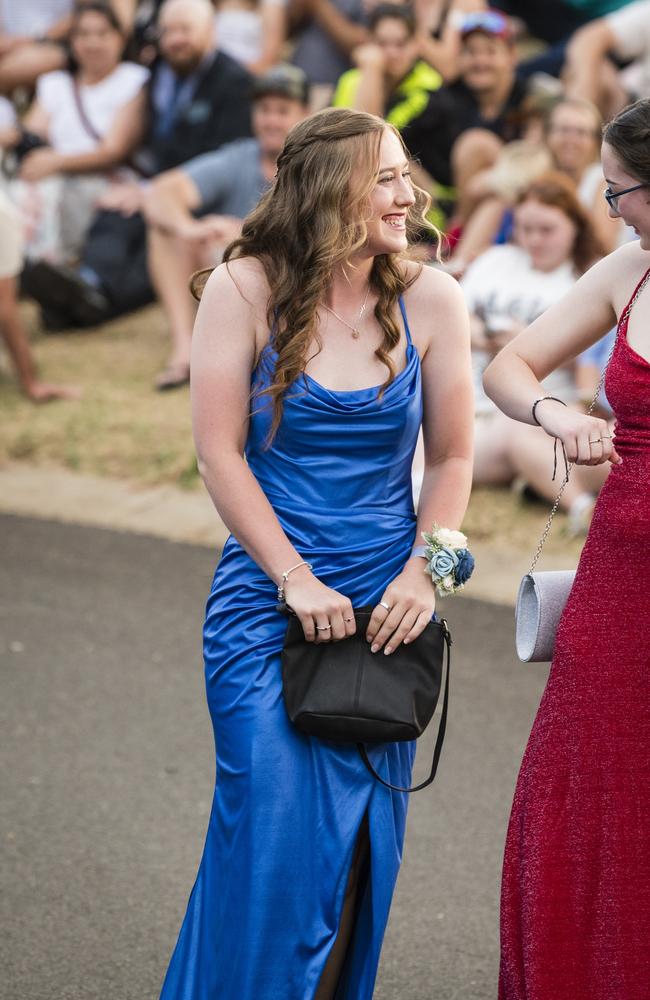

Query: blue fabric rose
[[455, 549, 475, 585], [428, 546, 458, 581]]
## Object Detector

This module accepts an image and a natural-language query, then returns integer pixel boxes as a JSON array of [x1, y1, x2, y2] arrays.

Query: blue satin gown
[[159, 299, 422, 999]]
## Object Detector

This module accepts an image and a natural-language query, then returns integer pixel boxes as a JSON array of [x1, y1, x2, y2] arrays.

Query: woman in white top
[[4, 1, 148, 265], [213, 0, 287, 75], [463, 171, 610, 532]]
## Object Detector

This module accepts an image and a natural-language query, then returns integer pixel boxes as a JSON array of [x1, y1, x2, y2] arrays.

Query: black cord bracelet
[[531, 395, 567, 426]]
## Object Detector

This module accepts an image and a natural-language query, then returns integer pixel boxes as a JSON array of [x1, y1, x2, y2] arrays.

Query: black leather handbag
[[281, 607, 452, 793]]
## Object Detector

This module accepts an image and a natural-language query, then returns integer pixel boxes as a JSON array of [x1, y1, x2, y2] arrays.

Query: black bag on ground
[[281, 606, 452, 794]]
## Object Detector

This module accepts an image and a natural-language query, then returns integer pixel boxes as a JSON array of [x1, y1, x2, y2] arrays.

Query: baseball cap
[[252, 64, 310, 105], [460, 10, 513, 42]]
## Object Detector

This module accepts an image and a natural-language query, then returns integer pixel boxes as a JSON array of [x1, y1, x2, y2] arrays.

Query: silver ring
[[601, 434, 612, 439], [315, 624, 331, 631], [379, 601, 391, 612], [589, 438, 602, 445]]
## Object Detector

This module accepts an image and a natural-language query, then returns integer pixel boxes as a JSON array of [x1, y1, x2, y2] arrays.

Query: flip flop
[[155, 363, 191, 391]]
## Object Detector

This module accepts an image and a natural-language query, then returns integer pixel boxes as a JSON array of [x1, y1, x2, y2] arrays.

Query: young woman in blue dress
[[159, 107, 474, 1000]]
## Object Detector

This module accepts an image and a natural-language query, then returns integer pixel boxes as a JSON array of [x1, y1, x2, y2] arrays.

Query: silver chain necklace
[[322, 285, 371, 339]]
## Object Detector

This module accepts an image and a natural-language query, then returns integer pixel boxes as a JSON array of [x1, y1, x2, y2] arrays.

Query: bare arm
[[191, 261, 355, 641], [415, 268, 474, 533], [346, 45, 386, 116], [482, 246, 646, 465], [308, 0, 367, 55], [40, 13, 73, 41], [564, 19, 618, 106], [249, 2, 287, 74]]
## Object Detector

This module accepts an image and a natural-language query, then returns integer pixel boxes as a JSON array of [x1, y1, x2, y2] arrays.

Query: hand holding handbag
[[281, 607, 452, 793], [515, 272, 650, 661]]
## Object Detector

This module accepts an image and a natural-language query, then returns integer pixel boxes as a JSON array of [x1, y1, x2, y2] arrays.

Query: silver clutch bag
[[515, 570, 575, 662], [513, 273, 649, 664]]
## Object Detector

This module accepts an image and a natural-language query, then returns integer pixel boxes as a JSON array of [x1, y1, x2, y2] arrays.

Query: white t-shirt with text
[[461, 244, 578, 414]]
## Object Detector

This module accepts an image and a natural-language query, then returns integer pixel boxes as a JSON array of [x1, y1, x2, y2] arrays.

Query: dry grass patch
[[1, 300, 585, 560], [1, 301, 198, 487]]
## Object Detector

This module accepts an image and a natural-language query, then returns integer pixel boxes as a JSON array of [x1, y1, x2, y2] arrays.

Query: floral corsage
[[421, 525, 475, 596]]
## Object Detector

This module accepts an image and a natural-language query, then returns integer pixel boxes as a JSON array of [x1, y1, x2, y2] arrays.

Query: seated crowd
[[1, 0, 647, 524]]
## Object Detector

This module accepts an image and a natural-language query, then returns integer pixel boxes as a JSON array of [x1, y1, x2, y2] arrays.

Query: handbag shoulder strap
[[71, 77, 103, 144], [528, 268, 650, 574], [357, 622, 452, 794]]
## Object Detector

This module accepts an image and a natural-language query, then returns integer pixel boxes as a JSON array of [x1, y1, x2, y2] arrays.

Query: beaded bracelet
[[277, 560, 313, 603]]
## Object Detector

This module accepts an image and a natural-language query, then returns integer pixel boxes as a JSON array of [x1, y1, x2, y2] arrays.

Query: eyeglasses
[[603, 182, 647, 212]]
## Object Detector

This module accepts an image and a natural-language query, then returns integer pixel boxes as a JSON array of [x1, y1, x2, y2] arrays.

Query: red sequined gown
[[499, 268, 650, 1000]]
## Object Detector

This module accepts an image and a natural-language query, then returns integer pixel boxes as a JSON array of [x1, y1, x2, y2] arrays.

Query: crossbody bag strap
[[71, 77, 103, 144], [528, 268, 650, 574], [70, 76, 147, 178], [357, 625, 452, 794]]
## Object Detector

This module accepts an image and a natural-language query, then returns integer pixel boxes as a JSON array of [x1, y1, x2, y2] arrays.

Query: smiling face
[[514, 198, 578, 273], [458, 31, 516, 96], [547, 103, 600, 177], [362, 127, 416, 257], [253, 96, 307, 159], [602, 140, 650, 249]]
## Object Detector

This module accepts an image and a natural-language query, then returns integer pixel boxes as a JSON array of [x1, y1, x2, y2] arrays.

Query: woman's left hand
[[366, 557, 436, 655]]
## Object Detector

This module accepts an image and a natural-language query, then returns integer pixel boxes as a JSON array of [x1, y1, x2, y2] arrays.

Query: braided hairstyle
[[196, 107, 434, 441], [602, 98, 650, 186]]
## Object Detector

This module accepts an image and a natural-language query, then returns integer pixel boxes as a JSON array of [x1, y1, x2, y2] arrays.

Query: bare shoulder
[[202, 256, 270, 311], [607, 241, 650, 311], [571, 241, 650, 318], [400, 261, 468, 351], [198, 256, 272, 353]]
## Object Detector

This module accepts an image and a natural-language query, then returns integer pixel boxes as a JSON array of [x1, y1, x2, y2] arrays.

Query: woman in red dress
[[484, 98, 650, 1000]]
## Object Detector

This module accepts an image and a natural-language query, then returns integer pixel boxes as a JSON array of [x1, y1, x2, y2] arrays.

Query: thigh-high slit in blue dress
[[159, 299, 422, 999]]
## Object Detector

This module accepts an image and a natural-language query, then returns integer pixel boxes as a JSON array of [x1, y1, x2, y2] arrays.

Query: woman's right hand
[[283, 569, 356, 643], [534, 399, 622, 467]]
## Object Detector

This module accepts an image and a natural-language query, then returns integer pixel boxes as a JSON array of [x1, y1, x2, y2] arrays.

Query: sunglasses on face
[[603, 182, 647, 212]]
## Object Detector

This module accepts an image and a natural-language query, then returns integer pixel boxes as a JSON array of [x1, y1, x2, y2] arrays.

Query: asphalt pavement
[[0, 514, 547, 1000]]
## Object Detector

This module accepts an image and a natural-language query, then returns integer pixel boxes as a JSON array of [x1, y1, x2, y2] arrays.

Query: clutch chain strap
[[528, 269, 650, 574]]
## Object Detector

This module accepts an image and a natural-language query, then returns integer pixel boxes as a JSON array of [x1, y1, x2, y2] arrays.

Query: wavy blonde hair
[[192, 107, 436, 439]]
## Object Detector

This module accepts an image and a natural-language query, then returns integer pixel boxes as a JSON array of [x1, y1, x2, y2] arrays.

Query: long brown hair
[[515, 171, 605, 274], [602, 98, 650, 185], [193, 107, 435, 439]]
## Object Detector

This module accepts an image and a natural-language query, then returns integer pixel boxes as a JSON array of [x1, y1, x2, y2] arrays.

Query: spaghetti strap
[[398, 295, 413, 346], [619, 266, 650, 329]]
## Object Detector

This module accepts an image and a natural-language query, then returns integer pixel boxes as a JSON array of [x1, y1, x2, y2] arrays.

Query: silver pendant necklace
[[322, 285, 371, 339]]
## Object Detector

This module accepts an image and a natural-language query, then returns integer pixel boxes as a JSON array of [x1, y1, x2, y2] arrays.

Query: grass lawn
[[1, 299, 584, 560], [1, 301, 198, 487]]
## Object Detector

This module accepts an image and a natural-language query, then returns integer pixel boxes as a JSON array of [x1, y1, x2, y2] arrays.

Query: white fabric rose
[[432, 528, 467, 549]]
